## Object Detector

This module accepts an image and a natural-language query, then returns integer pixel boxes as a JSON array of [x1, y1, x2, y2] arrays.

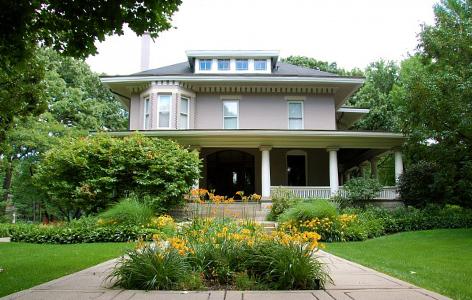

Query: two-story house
[[101, 50, 404, 201]]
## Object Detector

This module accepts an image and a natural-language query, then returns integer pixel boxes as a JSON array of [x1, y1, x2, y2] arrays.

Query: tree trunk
[[3, 160, 13, 202]]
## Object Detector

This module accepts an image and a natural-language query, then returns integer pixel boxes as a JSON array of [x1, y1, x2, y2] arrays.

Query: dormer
[[186, 50, 279, 74]]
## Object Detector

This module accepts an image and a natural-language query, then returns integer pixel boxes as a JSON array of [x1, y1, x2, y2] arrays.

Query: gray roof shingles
[[130, 61, 340, 78]]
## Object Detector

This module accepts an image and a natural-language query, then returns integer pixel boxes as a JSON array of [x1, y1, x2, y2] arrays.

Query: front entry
[[287, 154, 306, 186], [206, 150, 255, 196]]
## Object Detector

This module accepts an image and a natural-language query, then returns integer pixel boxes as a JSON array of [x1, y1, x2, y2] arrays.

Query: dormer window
[[254, 59, 267, 71], [199, 59, 212, 71], [218, 59, 230, 70], [236, 59, 248, 71]]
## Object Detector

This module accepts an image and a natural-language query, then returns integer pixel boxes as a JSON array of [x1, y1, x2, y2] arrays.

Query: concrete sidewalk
[[2, 251, 450, 300]]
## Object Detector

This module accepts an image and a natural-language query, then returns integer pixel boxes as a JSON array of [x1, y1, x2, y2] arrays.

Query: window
[[223, 100, 238, 129], [180, 97, 189, 129], [254, 59, 267, 71], [218, 59, 230, 70], [288, 101, 303, 129], [143, 97, 151, 129], [158, 94, 171, 128], [235, 59, 248, 70], [199, 59, 212, 71]]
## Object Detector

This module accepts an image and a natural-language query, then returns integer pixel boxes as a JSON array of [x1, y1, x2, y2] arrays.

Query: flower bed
[[109, 218, 330, 290], [279, 205, 472, 242]]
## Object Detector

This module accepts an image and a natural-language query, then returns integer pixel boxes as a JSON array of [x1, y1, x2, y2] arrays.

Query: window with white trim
[[254, 59, 267, 71], [180, 96, 189, 129], [223, 100, 238, 129], [288, 101, 303, 129], [199, 59, 212, 70], [235, 59, 248, 70], [158, 94, 171, 128], [143, 97, 151, 129], [218, 59, 230, 70]]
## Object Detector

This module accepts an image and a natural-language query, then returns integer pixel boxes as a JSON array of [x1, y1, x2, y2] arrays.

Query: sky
[[86, 0, 439, 75]]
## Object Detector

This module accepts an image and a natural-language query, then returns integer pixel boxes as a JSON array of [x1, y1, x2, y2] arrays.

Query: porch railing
[[270, 186, 398, 200]]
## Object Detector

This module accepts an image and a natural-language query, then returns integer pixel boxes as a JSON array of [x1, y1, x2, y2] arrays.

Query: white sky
[[86, 0, 438, 75]]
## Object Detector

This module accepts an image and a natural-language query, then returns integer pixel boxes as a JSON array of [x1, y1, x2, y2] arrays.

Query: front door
[[287, 155, 306, 186], [206, 150, 255, 197]]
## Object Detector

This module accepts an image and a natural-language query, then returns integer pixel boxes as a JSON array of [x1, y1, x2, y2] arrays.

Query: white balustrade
[[270, 186, 398, 200]]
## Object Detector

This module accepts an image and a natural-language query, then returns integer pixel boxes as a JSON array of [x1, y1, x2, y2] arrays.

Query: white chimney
[[140, 33, 151, 71]]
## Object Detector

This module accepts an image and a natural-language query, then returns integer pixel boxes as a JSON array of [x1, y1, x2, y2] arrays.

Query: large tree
[[1, 48, 128, 218], [395, 0, 472, 207], [0, 0, 181, 152], [282, 56, 364, 77]]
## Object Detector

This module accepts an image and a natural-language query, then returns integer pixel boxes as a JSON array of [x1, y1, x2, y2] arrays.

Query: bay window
[[158, 94, 171, 128]]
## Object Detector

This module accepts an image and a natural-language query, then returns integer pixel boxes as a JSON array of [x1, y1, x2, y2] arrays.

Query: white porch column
[[394, 150, 403, 183], [370, 157, 378, 179], [327, 148, 339, 195], [259, 146, 272, 199]]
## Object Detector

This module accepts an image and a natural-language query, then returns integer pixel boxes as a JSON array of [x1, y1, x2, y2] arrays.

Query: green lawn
[[325, 228, 472, 300], [0, 242, 133, 297]]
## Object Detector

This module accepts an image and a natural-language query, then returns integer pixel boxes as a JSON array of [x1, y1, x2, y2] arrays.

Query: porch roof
[[104, 130, 405, 149]]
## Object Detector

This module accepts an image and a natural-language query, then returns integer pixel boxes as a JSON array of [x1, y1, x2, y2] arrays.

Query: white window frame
[[235, 59, 248, 71], [217, 59, 230, 71], [158, 94, 172, 129], [287, 100, 304, 130], [199, 59, 212, 71], [143, 96, 151, 129], [222, 100, 239, 129], [254, 59, 267, 71], [180, 96, 190, 129]]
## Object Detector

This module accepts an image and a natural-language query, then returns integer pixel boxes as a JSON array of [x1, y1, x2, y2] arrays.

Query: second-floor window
[[158, 94, 171, 128], [180, 97, 189, 129], [254, 59, 267, 70], [199, 59, 212, 71], [288, 101, 303, 129], [236, 59, 248, 70], [143, 97, 151, 129], [223, 100, 238, 129], [218, 59, 230, 70]]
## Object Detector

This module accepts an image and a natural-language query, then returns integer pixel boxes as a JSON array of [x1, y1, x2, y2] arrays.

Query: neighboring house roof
[[130, 62, 341, 78]]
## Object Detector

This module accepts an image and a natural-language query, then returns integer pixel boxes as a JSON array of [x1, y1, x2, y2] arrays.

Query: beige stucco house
[[101, 50, 404, 201]]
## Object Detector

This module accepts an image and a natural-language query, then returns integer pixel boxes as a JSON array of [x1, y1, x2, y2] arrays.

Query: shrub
[[398, 161, 445, 208], [9, 223, 158, 244], [266, 187, 299, 221], [341, 177, 382, 207], [278, 199, 338, 223], [98, 197, 154, 226], [33, 133, 201, 219]]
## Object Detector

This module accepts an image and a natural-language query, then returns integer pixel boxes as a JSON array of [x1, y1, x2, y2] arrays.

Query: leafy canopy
[[395, 0, 472, 207]]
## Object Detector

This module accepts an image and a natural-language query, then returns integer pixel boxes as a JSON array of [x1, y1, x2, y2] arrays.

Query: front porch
[[109, 129, 405, 202], [197, 145, 404, 202]]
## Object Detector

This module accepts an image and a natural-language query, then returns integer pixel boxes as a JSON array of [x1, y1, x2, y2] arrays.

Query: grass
[[325, 228, 472, 300], [0, 242, 133, 297]]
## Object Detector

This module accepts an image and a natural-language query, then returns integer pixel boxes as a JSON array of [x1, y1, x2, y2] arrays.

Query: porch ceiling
[[105, 130, 405, 149]]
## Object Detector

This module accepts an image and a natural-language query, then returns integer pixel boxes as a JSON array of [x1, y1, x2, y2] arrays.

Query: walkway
[[2, 251, 450, 300]]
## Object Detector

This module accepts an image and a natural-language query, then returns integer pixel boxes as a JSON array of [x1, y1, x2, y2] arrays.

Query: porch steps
[[257, 221, 278, 233]]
